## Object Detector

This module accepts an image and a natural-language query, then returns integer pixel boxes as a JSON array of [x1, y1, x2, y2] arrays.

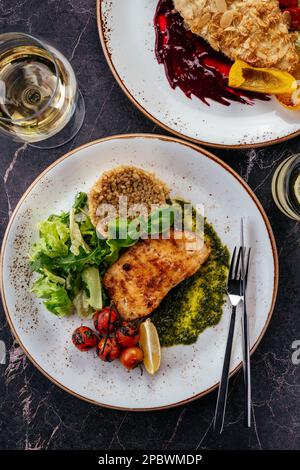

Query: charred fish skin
[[173, 0, 299, 72], [103, 230, 211, 321]]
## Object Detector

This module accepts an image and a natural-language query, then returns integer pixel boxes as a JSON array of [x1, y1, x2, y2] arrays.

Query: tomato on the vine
[[72, 326, 98, 351], [120, 347, 144, 370], [93, 306, 119, 335], [116, 322, 140, 348], [97, 337, 120, 362]]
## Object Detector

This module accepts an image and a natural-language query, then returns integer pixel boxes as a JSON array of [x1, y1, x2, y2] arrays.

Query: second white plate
[[98, 0, 300, 148]]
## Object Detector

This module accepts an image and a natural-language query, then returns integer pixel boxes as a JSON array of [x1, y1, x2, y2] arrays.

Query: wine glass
[[272, 153, 300, 221], [0, 32, 85, 149]]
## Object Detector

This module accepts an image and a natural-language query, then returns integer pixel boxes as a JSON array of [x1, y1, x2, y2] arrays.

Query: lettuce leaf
[[69, 208, 91, 256], [81, 267, 103, 310], [53, 244, 109, 273], [73, 290, 91, 319], [39, 268, 66, 285], [48, 211, 69, 225], [80, 215, 99, 248], [103, 218, 137, 265], [31, 274, 72, 317], [73, 192, 88, 212], [73, 267, 103, 318], [31, 218, 70, 259]]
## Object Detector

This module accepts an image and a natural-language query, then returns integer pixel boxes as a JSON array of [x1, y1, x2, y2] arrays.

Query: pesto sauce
[[151, 219, 230, 347]]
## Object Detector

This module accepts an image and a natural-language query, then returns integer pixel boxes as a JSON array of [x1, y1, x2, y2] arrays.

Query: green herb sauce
[[152, 214, 229, 347]]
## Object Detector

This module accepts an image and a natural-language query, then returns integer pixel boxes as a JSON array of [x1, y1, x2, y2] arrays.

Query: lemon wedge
[[229, 60, 297, 95], [139, 319, 161, 375]]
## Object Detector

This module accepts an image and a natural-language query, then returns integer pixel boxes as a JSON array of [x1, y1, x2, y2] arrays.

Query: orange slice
[[276, 82, 300, 110], [228, 60, 297, 95]]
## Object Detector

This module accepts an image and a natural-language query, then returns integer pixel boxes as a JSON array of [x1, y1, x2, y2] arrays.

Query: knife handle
[[242, 305, 251, 428], [213, 305, 236, 434]]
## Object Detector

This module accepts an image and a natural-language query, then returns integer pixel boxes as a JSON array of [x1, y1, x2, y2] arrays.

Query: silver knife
[[241, 218, 251, 428]]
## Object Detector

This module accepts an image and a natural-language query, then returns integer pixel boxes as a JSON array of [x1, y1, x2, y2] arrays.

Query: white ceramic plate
[[97, 0, 300, 148], [0, 135, 278, 410]]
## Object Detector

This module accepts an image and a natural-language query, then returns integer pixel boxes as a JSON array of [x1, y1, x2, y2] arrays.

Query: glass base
[[29, 89, 85, 149]]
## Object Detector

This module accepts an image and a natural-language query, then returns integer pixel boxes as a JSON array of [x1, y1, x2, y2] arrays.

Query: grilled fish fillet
[[103, 230, 211, 320], [173, 0, 299, 72]]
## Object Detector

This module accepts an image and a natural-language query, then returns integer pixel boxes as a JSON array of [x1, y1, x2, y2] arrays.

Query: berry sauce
[[154, 0, 270, 106]]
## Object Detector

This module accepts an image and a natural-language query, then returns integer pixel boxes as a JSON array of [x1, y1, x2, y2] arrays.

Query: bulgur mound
[[88, 166, 170, 227]]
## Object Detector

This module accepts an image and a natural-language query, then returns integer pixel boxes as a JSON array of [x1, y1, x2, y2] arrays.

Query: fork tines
[[228, 246, 251, 283]]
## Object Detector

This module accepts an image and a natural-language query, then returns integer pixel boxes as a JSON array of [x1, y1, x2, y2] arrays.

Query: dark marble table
[[0, 0, 299, 451]]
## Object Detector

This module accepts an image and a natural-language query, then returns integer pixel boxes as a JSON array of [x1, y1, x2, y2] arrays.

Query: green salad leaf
[[74, 267, 103, 318], [32, 219, 70, 259], [73, 192, 88, 212], [51, 244, 109, 274], [48, 211, 70, 225], [39, 268, 66, 285], [147, 205, 175, 235], [30, 193, 108, 318], [73, 291, 91, 319], [69, 208, 91, 256], [82, 267, 103, 310], [31, 273, 72, 317], [105, 217, 138, 264]]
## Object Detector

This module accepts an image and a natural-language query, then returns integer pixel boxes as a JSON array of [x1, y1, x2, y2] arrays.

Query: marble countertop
[[0, 0, 299, 451]]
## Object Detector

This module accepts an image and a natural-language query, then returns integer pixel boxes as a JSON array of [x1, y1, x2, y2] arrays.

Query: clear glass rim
[[0, 32, 59, 124], [284, 153, 300, 216], [285, 153, 300, 185]]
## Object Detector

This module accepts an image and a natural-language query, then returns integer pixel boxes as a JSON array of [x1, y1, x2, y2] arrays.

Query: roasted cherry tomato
[[97, 337, 120, 362], [116, 322, 140, 348], [93, 306, 119, 335], [120, 347, 144, 370], [72, 326, 98, 351], [279, 0, 298, 8], [283, 6, 300, 29]]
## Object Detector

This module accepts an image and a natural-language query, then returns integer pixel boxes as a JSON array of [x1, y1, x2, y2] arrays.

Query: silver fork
[[213, 246, 244, 434]]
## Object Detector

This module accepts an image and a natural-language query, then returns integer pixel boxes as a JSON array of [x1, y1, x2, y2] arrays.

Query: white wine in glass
[[0, 32, 85, 148], [272, 154, 300, 221]]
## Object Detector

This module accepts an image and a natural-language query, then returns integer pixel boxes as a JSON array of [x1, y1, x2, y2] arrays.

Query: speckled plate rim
[[0, 134, 279, 411], [96, 0, 300, 150]]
